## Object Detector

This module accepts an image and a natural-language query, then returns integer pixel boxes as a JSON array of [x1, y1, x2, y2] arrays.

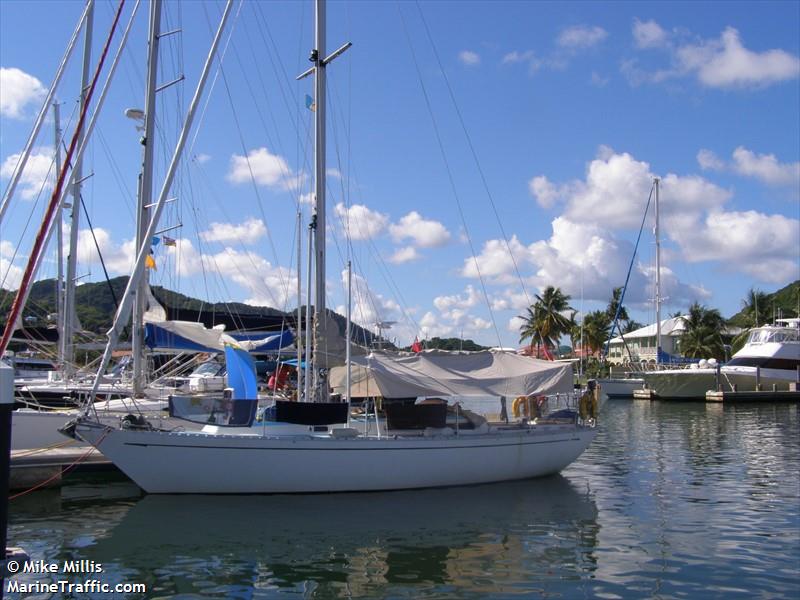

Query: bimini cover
[[329, 350, 573, 398]]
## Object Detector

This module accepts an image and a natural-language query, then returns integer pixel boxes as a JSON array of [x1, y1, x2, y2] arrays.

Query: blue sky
[[1, 0, 798, 348]]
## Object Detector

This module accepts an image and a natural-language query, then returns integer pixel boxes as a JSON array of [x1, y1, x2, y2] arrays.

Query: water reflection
[[8, 401, 799, 599], [82, 477, 598, 597]]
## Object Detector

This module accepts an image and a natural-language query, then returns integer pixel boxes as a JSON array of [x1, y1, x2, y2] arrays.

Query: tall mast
[[53, 101, 65, 369], [296, 0, 350, 400], [654, 177, 662, 360], [63, 0, 95, 378], [132, 0, 162, 397], [312, 0, 327, 398]]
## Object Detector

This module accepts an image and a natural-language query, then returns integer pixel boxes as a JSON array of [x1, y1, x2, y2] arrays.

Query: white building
[[606, 317, 686, 365]]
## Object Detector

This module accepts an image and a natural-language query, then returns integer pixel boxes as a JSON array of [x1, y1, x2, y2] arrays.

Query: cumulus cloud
[[338, 270, 400, 333], [670, 210, 800, 283], [461, 235, 532, 283], [199, 218, 267, 244], [697, 149, 726, 171], [697, 146, 800, 187], [0, 149, 55, 200], [677, 27, 800, 88], [558, 25, 608, 49], [0, 67, 46, 119], [0, 241, 23, 290], [632, 18, 668, 49], [731, 147, 800, 187], [530, 147, 731, 232], [458, 50, 481, 66], [389, 211, 451, 248], [388, 246, 420, 264], [75, 228, 136, 275], [335, 202, 389, 241], [205, 247, 296, 308], [426, 285, 493, 340], [625, 22, 800, 89], [227, 147, 305, 191], [193, 153, 211, 164]]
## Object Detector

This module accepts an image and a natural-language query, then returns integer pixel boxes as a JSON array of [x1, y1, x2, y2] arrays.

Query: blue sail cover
[[144, 323, 217, 352], [144, 323, 294, 353], [229, 330, 294, 352], [224, 344, 258, 400]]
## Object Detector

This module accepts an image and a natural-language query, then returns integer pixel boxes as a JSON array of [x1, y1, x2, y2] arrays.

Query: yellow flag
[[145, 254, 157, 270]]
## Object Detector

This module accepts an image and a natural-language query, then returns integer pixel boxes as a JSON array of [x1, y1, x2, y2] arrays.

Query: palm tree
[[678, 302, 725, 359], [622, 319, 644, 334], [605, 286, 629, 329], [582, 310, 611, 356], [731, 287, 770, 353], [518, 286, 573, 358]]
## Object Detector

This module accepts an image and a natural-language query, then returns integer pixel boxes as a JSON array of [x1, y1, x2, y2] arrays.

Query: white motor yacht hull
[[73, 421, 596, 494], [597, 378, 643, 400], [642, 367, 797, 400]]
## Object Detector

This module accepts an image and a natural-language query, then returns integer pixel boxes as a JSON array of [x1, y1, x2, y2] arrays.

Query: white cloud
[[461, 235, 532, 282], [697, 146, 800, 187], [1, 241, 23, 290], [731, 147, 800, 187], [458, 50, 481, 66], [193, 153, 211, 164], [558, 25, 608, 49], [0, 67, 46, 119], [676, 27, 800, 88], [502, 50, 535, 65], [532, 147, 731, 231], [389, 211, 451, 248], [326, 168, 343, 179], [528, 175, 561, 209], [0, 149, 55, 200], [419, 310, 454, 339], [199, 218, 267, 245], [334, 202, 389, 241], [425, 285, 493, 341], [590, 71, 610, 87], [339, 270, 400, 332], [434, 285, 481, 312], [227, 147, 304, 191], [388, 246, 420, 264], [75, 228, 136, 275], [670, 210, 800, 283], [632, 18, 668, 49], [697, 149, 725, 171], [205, 247, 296, 308]]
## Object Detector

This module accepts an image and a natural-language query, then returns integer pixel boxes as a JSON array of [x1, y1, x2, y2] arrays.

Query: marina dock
[[9, 445, 116, 491]]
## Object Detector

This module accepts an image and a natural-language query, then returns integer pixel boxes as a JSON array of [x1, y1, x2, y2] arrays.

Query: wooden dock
[[9, 445, 116, 491], [705, 389, 800, 403]]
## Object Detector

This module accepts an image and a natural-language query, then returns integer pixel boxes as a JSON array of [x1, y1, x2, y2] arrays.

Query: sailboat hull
[[74, 421, 596, 494]]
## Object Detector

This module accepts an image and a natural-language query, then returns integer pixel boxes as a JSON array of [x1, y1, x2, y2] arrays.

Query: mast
[[132, 0, 162, 397], [86, 0, 234, 406], [53, 101, 65, 369], [312, 0, 327, 399], [63, 0, 95, 378], [296, 0, 350, 401], [0, 2, 92, 225], [296, 210, 303, 399], [654, 176, 662, 361]]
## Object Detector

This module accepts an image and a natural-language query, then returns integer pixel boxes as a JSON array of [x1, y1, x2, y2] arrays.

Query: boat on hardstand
[[641, 318, 800, 400]]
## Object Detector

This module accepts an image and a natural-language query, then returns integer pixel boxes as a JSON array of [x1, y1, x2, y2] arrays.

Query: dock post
[[1, 362, 14, 594], [715, 363, 721, 391]]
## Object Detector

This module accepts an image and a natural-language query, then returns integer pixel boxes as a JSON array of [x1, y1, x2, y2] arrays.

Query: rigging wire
[[397, 2, 503, 348]]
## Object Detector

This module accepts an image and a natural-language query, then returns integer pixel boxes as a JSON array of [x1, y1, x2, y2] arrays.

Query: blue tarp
[[224, 344, 258, 400], [229, 330, 294, 352]]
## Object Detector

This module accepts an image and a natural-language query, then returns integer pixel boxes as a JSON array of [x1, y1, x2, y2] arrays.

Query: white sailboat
[[66, 0, 597, 494]]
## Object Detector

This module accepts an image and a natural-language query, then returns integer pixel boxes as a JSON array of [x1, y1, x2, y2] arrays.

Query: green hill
[[727, 280, 799, 327]]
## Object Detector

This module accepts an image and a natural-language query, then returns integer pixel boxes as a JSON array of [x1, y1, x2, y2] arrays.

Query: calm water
[[6, 401, 800, 599]]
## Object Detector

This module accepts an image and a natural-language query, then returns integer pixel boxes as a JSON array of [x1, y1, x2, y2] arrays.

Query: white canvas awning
[[329, 350, 573, 398]]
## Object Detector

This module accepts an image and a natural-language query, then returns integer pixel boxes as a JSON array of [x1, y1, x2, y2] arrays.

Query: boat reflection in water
[[84, 476, 598, 597]]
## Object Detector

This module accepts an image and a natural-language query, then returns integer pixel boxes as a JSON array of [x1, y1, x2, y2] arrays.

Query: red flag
[[411, 337, 422, 353]]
